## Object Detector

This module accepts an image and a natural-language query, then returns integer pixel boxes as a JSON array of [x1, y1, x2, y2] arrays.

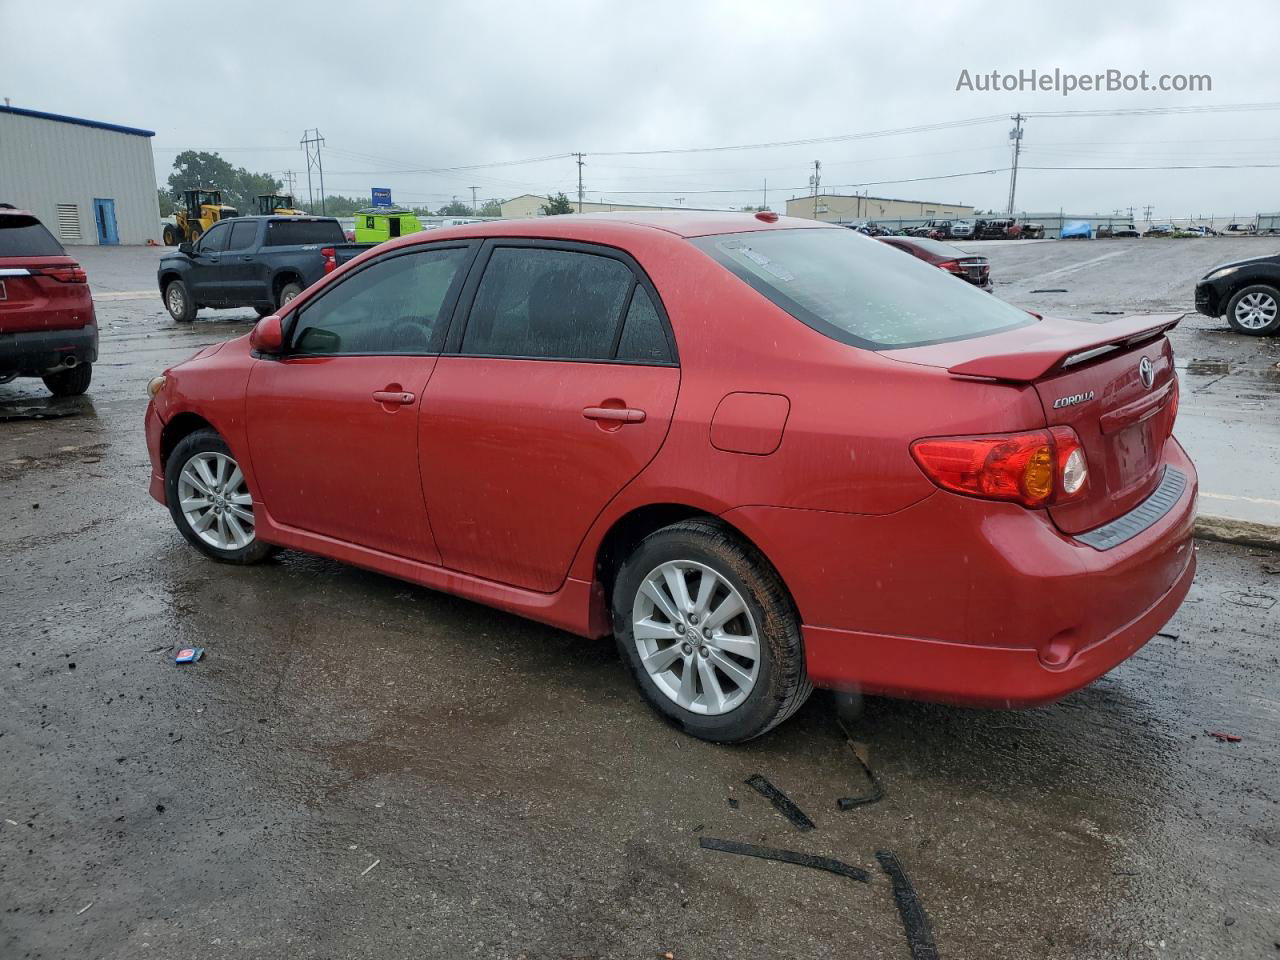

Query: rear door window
[[460, 247, 634, 360], [265, 219, 346, 246], [290, 246, 470, 356], [615, 286, 673, 363], [226, 220, 258, 251], [0, 215, 66, 256], [693, 228, 1033, 349]]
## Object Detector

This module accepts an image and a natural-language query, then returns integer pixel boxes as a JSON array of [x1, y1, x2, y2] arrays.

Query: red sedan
[[144, 212, 1196, 742], [878, 234, 993, 291]]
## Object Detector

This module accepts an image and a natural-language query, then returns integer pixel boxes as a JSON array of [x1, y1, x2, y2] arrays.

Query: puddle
[[1179, 360, 1231, 376], [0, 396, 97, 422]]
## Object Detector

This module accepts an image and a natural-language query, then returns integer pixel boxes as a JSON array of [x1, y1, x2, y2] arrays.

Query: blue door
[[93, 198, 119, 245]]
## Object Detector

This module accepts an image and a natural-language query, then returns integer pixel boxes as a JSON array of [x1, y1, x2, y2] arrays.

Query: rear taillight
[[911, 426, 1088, 508], [936, 259, 964, 275], [321, 247, 336, 274], [35, 265, 87, 283]]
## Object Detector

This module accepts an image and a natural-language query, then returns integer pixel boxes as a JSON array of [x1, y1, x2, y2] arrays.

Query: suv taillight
[[321, 247, 336, 274], [911, 427, 1088, 508], [36, 265, 87, 283]]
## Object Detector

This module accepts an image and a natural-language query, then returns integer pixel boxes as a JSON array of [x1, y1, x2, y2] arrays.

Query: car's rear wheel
[[165, 429, 274, 564], [42, 363, 92, 397], [1226, 284, 1280, 335], [612, 519, 811, 743], [165, 279, 195, 323], [276, 281, 303, 309]]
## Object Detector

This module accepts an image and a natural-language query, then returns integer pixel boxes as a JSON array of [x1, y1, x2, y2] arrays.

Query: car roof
[[388, 211, 836, 248]]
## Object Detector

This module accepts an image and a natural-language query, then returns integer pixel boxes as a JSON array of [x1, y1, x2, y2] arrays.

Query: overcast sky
[[4, 0, 1279, 219]]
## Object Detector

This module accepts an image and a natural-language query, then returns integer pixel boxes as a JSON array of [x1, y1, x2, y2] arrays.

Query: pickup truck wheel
[[42, 363, 92, 397], [277, 282, 303, 308], [1226, 284, 1280, 336], [254, 305, 274, 318], [165, 429, 276, 565], [165, 280, 196, 323], [612, 519, 812, 743]]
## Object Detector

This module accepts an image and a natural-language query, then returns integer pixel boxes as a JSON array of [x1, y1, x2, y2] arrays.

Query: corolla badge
[[1053, 391, 1095, 409], [1139, 356, 1155, 389]]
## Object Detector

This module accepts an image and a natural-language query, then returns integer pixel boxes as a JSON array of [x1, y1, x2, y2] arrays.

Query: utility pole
[[282, 170, 297, 198], [1006, 113, 1024, 216], [810, 160, 822, 219], [469, 186, 479, 213], [1143, 203, 1153, 222], [574, 153, 585, 213], [1127, 205, 1135, 220], [301, 129, 326, 214]]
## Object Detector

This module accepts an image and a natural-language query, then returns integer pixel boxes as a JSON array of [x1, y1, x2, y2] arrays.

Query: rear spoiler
[[948, 313, 1183, 382]]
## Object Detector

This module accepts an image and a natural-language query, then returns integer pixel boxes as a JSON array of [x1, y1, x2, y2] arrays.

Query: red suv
[[144, 213, 1196, 742], [0, 205, 97, 395]]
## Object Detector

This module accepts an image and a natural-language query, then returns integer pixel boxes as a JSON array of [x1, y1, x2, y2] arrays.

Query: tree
[[541, 192, 574, 215], [437, 201, 475, 217], [304, 195, 366, 217], [165, 150, 282, 214], [478, 199, 502, 217], [157, 190, 174, 217]]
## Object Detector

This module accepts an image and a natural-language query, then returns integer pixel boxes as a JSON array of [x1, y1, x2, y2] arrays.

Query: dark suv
[[0, 205, 97, 395]]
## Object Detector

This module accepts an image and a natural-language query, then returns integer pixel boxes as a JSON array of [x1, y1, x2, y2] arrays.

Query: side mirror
[[178, 242, 194, 255], [249, 314, 284, 354]]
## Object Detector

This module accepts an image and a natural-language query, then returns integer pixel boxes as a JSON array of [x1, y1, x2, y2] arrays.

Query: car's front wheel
[[165, 429, 274, 564], [164, 279, 195, 323], [612, 519, 811, 743], [1226, 284, 1280, 336]]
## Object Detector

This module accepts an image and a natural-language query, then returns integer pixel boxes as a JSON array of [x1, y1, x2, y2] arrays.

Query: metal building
[[0, 105, 160, 246]]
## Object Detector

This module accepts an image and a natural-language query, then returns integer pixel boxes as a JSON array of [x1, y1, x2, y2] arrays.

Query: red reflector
[[320, 247, 336, 274], [911, 427, 1088, 508]]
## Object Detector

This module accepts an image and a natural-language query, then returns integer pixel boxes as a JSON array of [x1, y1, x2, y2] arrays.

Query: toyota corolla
[[144, 212, 1196, 742]]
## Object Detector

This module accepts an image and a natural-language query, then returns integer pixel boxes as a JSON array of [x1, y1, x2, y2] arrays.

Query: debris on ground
[[76, 902, 93, 915], [174, 647, 204, 664], [835, 720, 885, 809], [1205, 731, 1242, 743], [744, 774, 815, 831], [876, 850, 939, 960], [699, 837, 869, 883], [360, 858, 380, 877]]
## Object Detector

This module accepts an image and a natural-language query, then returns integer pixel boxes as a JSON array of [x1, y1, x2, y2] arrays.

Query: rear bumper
[[722, 439, 1198, 708], [0, 323, 98, 376]]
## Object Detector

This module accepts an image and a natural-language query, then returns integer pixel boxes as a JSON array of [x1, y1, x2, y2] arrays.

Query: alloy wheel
[[1234, 291, 1278, 330], [177, 451, 255, 550], [167, 285, 185, 317], [632, 560, 760, 715]]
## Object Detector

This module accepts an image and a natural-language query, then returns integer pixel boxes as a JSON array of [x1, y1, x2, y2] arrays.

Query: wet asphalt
[[1, 244, 1277, 959]]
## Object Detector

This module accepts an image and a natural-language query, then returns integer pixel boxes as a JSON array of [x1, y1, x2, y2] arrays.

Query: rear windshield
[[887, 237, 965, 259], [692, 228, 1032, 349], [0, 215, 65, 257], [264, 219, 345, 247]]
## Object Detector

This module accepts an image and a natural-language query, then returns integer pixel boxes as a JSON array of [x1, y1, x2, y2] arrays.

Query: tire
[[254, 305, 274, 318], [165, 429, 275, 565], [612, 519, 812, 743], [1225, 284, 1280, 336], [164, 279, 195, 323], [189, 225, 203, 244], [162, 224, 179, 246], [276, 281, 303, 309], [42, 363, 92, 397]]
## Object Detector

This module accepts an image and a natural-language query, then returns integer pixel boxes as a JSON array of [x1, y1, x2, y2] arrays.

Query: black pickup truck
[[157, 216, 373, 322]]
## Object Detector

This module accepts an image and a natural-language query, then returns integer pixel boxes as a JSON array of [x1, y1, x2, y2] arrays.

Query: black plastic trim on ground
[[744, 774, 816, 831], [876, 850, 939, 960], [699, 837, 870, 883], [1076, 466, 1187, 550]]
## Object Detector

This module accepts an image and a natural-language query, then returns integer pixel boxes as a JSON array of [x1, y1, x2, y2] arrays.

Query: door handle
[[372, 390, 415, 405], [582, 405, 646, 423], [239, 255, 254, 261]]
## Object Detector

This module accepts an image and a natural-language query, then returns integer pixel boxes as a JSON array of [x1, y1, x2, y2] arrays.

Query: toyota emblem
[[1139, 356, 1155, 389]]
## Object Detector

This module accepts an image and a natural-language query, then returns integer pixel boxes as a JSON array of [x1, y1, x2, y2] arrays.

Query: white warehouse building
[[0, 104, 160, 246]]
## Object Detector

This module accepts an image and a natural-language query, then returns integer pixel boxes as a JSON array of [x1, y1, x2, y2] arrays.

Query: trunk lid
[[0, 255, 93, 334], [888, 313, 1183, 533]]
